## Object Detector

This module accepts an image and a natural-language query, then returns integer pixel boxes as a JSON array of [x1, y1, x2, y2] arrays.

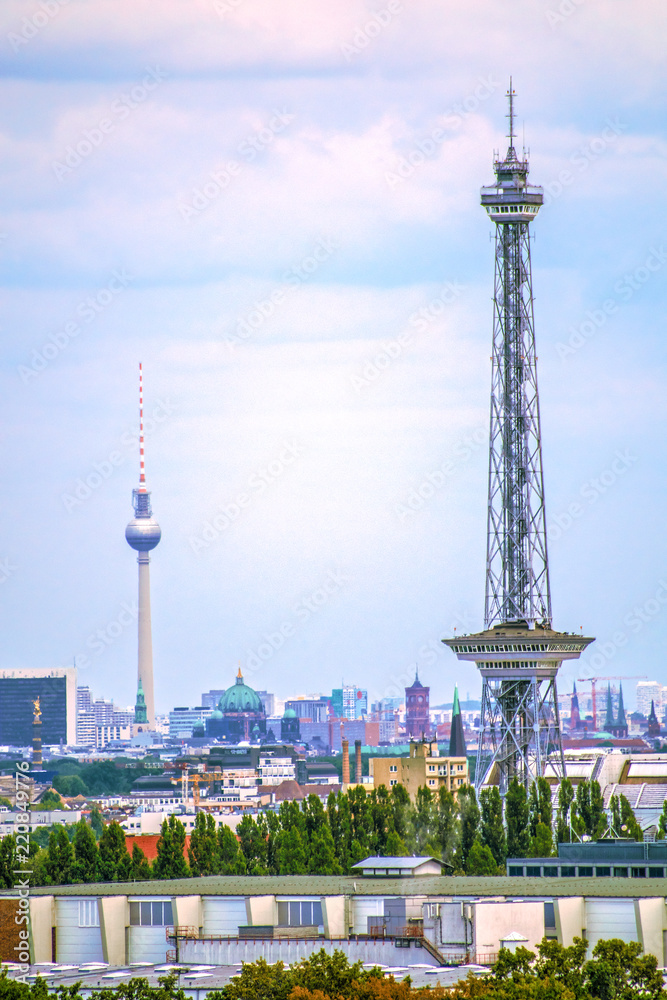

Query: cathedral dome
[[218, 669, 264, 714], [283, 708, 297, 718]]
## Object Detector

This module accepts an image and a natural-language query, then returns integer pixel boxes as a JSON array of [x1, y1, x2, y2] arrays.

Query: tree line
[[0, 938, 663, 1000], [0, 777, 656, 887]]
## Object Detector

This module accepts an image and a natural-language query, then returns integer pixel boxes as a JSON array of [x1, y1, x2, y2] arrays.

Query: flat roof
[[10, 876, 667, 898]]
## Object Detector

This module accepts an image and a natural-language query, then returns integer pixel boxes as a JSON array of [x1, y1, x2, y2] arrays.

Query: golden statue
[[32, 697, 41, 723]]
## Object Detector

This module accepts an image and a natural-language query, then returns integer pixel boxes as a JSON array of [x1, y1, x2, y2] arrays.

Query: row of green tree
[[1, 777, 659, 887]]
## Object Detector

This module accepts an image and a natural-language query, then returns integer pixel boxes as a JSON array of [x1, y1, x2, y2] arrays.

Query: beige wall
[[322, 896, 346, 939], [372, 750, 468, 800], [554, 896, 584, 946], [28, 895, 54, 964], [99, 896, 128, 965], [634, 898, 666, 967], [474, 900, 545, 957], [245, 895, 276, 926]]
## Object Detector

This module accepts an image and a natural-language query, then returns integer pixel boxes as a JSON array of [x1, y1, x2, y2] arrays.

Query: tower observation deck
[[443, 81, 594, 793]]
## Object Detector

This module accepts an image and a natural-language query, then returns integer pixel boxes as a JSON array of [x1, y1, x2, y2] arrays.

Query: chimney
[[355, 739, 362, 783], [342, 738, 350, 784]]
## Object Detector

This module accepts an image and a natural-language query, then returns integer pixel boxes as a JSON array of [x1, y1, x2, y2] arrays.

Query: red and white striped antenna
[[139, 362, 146, 492]]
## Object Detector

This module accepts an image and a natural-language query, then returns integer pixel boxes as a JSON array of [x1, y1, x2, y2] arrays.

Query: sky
[[1, 0, 666, 716]]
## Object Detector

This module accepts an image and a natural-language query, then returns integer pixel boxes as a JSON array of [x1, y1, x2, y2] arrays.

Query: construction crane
[[575, 675, 647, 731]]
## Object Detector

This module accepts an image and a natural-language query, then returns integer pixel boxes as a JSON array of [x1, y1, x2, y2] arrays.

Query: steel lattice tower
[[443, 82, 594, 794]]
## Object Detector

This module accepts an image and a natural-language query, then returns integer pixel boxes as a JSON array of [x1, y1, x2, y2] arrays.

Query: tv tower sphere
[[126, 363, 160, 730]]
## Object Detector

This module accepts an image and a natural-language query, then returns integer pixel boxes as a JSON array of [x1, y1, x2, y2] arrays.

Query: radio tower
[[125, 364, 161, 729], [443, 81, 594, 793]]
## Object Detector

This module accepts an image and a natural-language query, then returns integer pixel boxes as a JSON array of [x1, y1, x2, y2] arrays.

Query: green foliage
[[130, 842, 152, 880], [214, 949, 383, 1000], [574, 779, 607, 839], [38, 789, 63, 809], [458, 784, 480, 867], [46, 824, 75, 885], [555, 777, 575, 844], [72, 818, 100, 882], [188, 812, 219, 876], [218, 824, 247, 875], [609, 794, 643, 841], [466, 838, 499, 875], [480, 786, 506, 867], [658, 798, 667, 839], [528, 777, 553, 856], [98, 821, 131, 881], [505, 779, 530, 858], [153, 815, 189, 879], [53, 774, 88, 798], [237, 815, 269, 875]]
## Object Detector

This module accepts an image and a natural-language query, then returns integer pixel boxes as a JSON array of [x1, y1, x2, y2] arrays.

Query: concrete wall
[[245, 895, 276, 927], [99, 896, 128, 965], [634, 898, 666, 968], [28, 895, 54, 964], [473, 900, 544, 957], [179, 937, 439, 966], [554, 896, 584, 946]]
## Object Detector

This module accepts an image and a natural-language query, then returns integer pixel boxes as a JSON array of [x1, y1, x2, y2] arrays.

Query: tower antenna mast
[[125, 363, 161, 730], [443, 81, 594, 793]]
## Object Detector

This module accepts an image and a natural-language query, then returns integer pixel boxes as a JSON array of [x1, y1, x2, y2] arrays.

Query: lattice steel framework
[[442, 82, 593, 793]]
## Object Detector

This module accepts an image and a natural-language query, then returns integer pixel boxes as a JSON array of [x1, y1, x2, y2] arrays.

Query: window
[[648, 867, 663, 878], [544, 902, 555, 928], [278, 900, 323, 927], [613, 867, 628, 878], [390, 779, 397, 786], [526, 866, 540, 876], [428, 766, 435, 772], [389, 765, 397, 773], [78, 900, 100, 927], [428, 780, 435, 786], [508, 866, 523, 876], [543, 866, 558, 877], [595, 867, 610, 877], [560, 867, 576, 877], [129, 900, 174, 926], [577, 867, 593, 877], [631, 867, 646, 878]]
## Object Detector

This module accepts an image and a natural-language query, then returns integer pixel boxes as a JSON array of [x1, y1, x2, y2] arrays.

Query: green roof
[[218, 670, 264, 714], [12, 876, 667, 898]]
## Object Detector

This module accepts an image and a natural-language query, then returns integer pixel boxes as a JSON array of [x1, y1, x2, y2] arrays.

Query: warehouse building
[[2, 864, 666, 969]]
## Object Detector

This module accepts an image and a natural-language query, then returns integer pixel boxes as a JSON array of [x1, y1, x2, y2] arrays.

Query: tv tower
[[443, 81, 594, 793], [125, 364, 161, 729]]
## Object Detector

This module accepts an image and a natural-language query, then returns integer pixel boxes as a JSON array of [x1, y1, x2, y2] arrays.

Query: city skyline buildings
[[2, 5, 665, 714]]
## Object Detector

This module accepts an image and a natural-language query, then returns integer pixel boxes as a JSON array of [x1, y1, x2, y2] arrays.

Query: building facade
[[370, 740, 467, 799], [0, 667, 76, 746]]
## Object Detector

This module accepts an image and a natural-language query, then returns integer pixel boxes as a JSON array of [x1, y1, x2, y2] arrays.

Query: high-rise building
[[125, 364, 161, 730], [76, 686, 93, 713], [636, 681, 663, 717], [570, 682, 581, 731], [255, 691, 276, 717], [405, 668, 430, 738], [443, 83, 594, 792], [0, 667, 76, 746]]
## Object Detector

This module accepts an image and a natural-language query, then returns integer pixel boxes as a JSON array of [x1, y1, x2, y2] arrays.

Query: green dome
[[218, 670, 264, 714], [210, 709, 223, 720], [283, 708, 297, 718]]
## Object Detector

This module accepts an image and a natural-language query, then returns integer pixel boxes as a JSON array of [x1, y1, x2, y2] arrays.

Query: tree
[[555, 777, 575, 844], [528, 777, 553, 852], [308, 825, 342, 876], [480, 786, 506, 867], [0, 835, 17, 889], [237, 815, 268, 875], [436, 787, 460, 866], [153, 815, 189, 879], [277, 827, 308, 875], [188, 812, 220, 876], [505, 779, 530, 858], [39, 789, 63, 810], [98, 821, 131, 881], [130, 842, 152, 880], [72, 819, 100, 883], [658, 798, 667, 839], [609, 794, 643, 841], [584, 938, 664, 1000], [466, 839, 498, 876], [53, 774, 88, 798], [90, 806, 105, 839], [218, 824, 246, 875], [411, 786, 438, 856], [575, 779, 607, 839], [458, 784, 480, 868]]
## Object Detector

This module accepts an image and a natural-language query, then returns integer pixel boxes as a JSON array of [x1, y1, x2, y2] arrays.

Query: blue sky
[[1, 0, 666, 714]]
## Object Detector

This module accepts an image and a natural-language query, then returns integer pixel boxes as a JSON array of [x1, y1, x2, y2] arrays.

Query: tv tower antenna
[[125, 363, 161, 729], [443, 81, 594, 793]]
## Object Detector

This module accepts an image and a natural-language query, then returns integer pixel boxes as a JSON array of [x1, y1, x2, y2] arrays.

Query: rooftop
[[12, 875, 667, 899]]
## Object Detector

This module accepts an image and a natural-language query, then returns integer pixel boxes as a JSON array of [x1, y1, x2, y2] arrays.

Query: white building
[[168, 707, 212, 738], [257, 755, 295, 786]]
